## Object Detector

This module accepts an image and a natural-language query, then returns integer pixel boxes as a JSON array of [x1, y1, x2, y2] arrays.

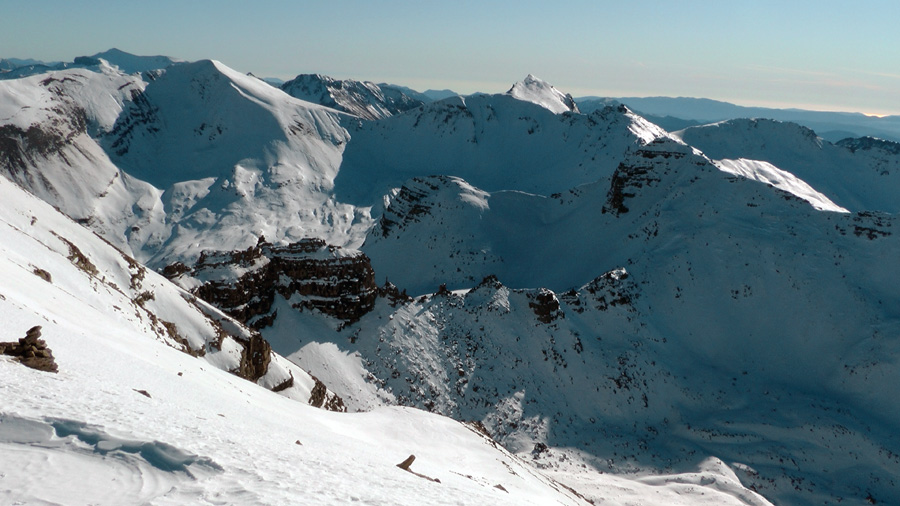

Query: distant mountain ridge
[[281, 74, 426, 120], [0, 48, 182, 80], [579, 95, 900, 143]]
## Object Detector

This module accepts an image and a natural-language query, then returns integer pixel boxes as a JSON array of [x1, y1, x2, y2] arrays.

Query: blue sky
[[4, 0, 899, 115]]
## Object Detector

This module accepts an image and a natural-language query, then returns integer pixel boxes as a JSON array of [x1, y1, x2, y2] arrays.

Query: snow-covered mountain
[[508, 74, 579, 114], [307, 136, 900, 505], [0, 58, 372, 268], [0, 172, 594, 505], [675, 118, 900, 212], [281, 74, 426, 120], [0, 49, 182, 82], [334, 92, 666, 205], [579, 95, 900, 143], [0, 62, 167, 258], [3, 51, 900, 505]]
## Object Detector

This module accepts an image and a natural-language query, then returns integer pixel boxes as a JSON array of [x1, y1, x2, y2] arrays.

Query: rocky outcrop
[[560, 268, 637, 313], [837, 136, 900, 155], [105, 88, 159, 157], [527, 288, 564, 324], [281, 74, 425, 121], [0, 107, 88, 175], [232, 331, 272, 383], [602, 139, 696, 216], [374, 177, 443, 238], [169, 238, 378, 328], [0, 326, 58, 373], [308, 374, 346, 412]]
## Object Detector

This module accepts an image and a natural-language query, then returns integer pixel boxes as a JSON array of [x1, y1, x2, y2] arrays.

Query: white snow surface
[[714, 158, 849, 212], [334, 93, 669, 205], [0, 173, 325, 401], [507, 74, 580, 114], [0, 60, 373, 267], [676, 118, 900, 212]]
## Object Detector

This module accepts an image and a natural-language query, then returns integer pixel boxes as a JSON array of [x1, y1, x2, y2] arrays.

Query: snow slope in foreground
[[0, 171, 774, 505], [0, 174, 588, 505]]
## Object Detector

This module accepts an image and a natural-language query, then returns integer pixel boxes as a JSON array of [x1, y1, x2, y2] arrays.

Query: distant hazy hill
[[579, 95, 900, 142]]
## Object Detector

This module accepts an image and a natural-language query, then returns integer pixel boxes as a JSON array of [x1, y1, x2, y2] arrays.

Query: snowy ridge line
[[714, 158, 849, 213]]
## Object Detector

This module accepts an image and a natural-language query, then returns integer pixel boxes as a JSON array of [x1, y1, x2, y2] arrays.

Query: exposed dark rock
[[395, 454, 440, 482], [373, 177, 443, 238], [281, 74, 425, 121], [174, 238, 378, 328], [851, 211, 892, 240], [232, 332, 272, 383], [0, 106, 87, 175], [560, 268, 636, 313], [527, 288, 564, 324], [378, 281, 412, 306], [105, 89, 160, 157], [57, 235, 99, 276], [1, 326, 58, 373], [308, 374, 347, 412], [396, 454, 416, 470], [32, 267, 52, 283], [602, 139, 691, 216], [467, 420, 493, 440], [271, 371, 294, 393], [160, 261, 190, 278], [837, 136, 900, 155], [471, 275, 503, 292]]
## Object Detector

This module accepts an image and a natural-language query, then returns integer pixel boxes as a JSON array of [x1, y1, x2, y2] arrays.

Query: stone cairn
[[0, 326, 58, 373]]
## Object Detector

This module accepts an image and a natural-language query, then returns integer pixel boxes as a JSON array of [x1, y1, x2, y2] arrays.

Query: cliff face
[[167, 238, 378, 328]]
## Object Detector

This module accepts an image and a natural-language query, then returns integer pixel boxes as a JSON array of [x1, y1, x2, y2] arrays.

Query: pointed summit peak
[[507, 74, 580, 114]]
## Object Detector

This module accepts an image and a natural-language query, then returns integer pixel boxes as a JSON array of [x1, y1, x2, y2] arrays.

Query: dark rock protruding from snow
[[169, 238, 378, 327], [527, 289, 564, 324], [0, 326, 58, 373]]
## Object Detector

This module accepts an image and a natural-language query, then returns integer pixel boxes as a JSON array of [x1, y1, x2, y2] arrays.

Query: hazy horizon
[[4, 0, 899, 116]]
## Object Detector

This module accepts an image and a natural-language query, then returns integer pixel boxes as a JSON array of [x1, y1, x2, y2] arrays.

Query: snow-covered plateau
[[2, 50, 900, 505]]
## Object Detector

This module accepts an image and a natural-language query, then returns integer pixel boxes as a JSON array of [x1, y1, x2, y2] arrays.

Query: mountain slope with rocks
[[334, 90, 667, 206], [281, 74, 426, 120], [0, 173, 595, 506], [675, 118, 900, 212], [2, 51, 900, 506]]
